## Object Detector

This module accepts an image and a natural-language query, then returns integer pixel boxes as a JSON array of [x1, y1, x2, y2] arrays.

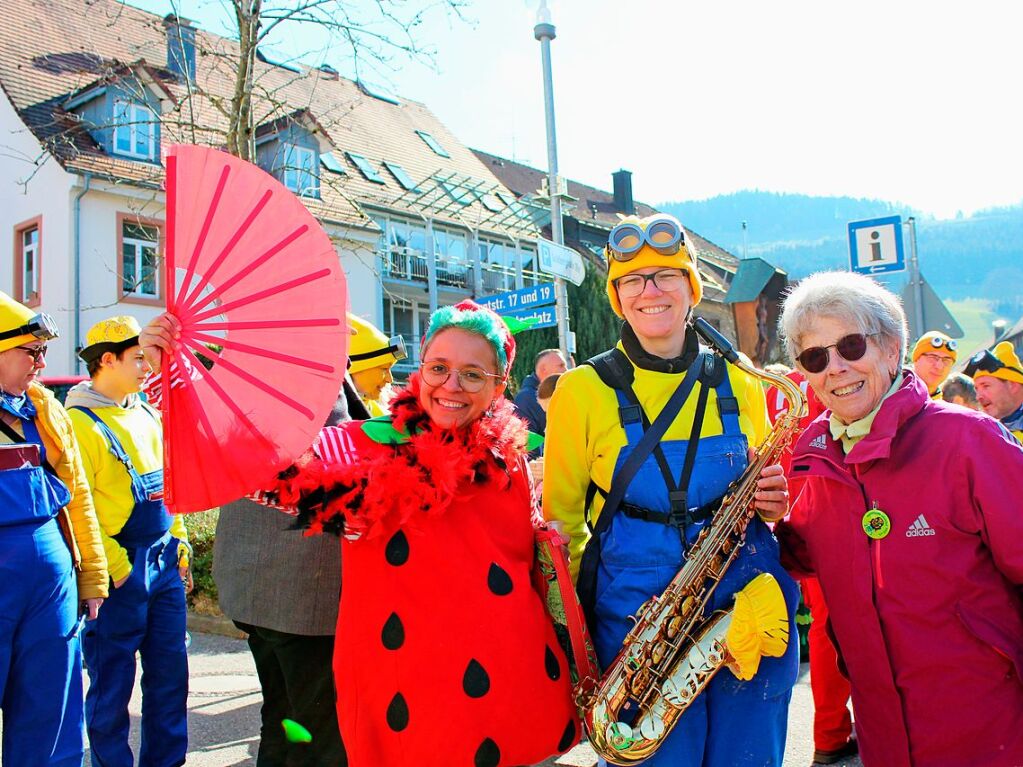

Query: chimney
[[164, 15, 196, 83], [612, 169, 635, 215]]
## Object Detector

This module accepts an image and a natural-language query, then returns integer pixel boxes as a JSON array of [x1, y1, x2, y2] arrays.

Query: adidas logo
[[809, 434, 828, 450], [906, 514, 936, 537]]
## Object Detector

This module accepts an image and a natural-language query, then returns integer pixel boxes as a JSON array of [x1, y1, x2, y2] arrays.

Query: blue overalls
[[72, 407, 188, 767], [0, 396, 86, 767], [593, 370, 800, 767]]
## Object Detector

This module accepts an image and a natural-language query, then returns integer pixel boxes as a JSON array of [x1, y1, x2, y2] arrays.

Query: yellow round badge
[[862, 509, 891, 540]]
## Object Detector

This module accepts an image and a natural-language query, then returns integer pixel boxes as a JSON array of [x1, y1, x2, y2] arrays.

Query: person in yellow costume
[[966, 340, 1023, 440], [0, 290, 107, 766], [542, 214, 797, 766], [66, 316, 190, 767], [347, 313, 407, 416], [911, 330, 958, 398]]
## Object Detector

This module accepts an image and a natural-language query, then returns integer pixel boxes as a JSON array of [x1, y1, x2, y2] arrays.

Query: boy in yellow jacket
[[67, 316, 190, 767]]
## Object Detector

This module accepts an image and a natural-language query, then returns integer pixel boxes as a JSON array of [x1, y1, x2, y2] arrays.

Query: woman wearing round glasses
[[543, 214, 797, 767], [193, 299, 578, 767], [778, 271, 1023, 767], [0, 291, 108, 765]]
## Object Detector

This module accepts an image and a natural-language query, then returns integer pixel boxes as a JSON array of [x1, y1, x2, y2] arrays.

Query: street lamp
[[532, 0, 572, 363]]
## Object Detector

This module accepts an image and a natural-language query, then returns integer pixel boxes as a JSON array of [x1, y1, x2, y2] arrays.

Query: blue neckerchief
[[0, 389, 36, 420], [1003, 403, 1023, 433]]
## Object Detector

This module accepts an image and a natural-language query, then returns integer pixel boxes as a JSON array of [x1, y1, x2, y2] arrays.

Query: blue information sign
[[475, 282, 556, 315], [848, 216, 905, 275]]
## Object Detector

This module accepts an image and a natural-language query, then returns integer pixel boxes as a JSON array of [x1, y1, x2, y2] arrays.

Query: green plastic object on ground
[[281, 718, 312, 743]]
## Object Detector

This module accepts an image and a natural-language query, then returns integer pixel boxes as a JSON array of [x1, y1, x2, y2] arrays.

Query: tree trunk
[[228, 0, 260, 161]]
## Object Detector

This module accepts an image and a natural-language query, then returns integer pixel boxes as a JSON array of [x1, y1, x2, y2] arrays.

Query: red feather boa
[[273, 378, 531, 541]]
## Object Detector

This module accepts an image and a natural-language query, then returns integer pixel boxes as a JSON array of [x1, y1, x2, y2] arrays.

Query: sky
[[126, 0, 1023, 219]]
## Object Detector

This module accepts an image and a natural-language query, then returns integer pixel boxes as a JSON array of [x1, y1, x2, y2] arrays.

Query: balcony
[[379, 248, 546, 296]]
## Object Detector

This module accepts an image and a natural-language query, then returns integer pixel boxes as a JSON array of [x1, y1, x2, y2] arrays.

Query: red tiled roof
[[0, 0, 534, 236]]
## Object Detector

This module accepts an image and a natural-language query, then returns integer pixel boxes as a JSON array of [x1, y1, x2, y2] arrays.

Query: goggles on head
[[0, 313, 59, 343], [606, 216, 685, 262], [928, 336, 957, 353], [964, 348, 1023, 378], [349, 335, 408, 365]]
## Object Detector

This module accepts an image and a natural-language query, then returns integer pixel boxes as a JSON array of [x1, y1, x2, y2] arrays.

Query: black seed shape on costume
[[385, 692, 409, 731], [544, 645, 561, 681], [381, 612, 404, 650], [462, 658, 491, 698], [557, 719, 577, 752], [487, 562, 513, 595], [385, 530, 409, 566], [474, 738, 501, 767]]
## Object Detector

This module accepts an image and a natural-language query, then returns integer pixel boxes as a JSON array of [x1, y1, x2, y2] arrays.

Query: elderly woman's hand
[[139, 312, 181, 374], [751, 448, 789, 522]]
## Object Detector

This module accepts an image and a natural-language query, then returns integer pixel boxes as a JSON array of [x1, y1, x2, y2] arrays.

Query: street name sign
[[476, 282, 556, 314], [502, 305, 559, 330], [848, 215, 905, 275]]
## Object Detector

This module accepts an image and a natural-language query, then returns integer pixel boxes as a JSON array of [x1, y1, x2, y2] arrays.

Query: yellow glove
[[725, 573, 790, 680]]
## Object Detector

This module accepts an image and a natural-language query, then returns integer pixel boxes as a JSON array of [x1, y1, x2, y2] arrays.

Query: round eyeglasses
[[419, 361, 503, 393]]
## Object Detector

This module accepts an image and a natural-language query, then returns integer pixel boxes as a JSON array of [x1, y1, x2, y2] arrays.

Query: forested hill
[[661, 191, 1023, 315]]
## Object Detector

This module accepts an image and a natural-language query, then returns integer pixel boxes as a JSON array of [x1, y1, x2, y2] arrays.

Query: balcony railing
[[379, 248, 545, 295]]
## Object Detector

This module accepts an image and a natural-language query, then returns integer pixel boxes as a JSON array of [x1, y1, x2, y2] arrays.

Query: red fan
[[162, 144, 348, 513]]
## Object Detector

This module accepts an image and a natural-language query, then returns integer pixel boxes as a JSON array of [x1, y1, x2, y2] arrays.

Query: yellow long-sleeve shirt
[[541, 344, 770, 579], [68, 399, 187, 582]]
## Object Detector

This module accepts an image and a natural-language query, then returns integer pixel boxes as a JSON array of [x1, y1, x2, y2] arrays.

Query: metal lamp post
[[533, 0, 572, 363]]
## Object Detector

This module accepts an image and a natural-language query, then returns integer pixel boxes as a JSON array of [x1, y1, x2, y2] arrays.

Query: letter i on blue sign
[[870, 231, 882, 262]]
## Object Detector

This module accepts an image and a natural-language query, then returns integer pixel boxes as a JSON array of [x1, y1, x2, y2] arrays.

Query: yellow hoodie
[[68, 394, 187, 582], [542, 344, 770, 578], [17, 383, 109, 599]]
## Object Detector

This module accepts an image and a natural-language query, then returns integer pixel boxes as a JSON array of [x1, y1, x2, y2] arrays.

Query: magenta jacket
[[779, 371, 1023, 767]]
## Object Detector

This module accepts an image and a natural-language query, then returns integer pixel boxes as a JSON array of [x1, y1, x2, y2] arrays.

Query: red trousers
[[803, 577, 853, 751]]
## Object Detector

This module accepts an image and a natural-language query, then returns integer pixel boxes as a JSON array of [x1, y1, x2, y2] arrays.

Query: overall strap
[[70, 406, 149, 503], [710, 355, 741, 436], [587, 353, 707, 543]]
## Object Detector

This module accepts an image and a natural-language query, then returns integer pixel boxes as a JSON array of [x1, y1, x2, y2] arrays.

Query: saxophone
[[579, 317, 807, 765]]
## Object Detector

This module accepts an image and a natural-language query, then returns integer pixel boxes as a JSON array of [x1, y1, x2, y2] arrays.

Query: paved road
[[69, 628, 865, 767]]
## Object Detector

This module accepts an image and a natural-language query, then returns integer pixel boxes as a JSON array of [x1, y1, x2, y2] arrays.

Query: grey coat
[[212, 379, 369, 636]]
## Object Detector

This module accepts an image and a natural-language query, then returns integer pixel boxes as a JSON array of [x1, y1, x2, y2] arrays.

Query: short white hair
[[780, 271, 908, 364]]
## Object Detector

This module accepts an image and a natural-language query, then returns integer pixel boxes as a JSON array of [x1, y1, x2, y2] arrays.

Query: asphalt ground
[[47, 627, 859, 767]]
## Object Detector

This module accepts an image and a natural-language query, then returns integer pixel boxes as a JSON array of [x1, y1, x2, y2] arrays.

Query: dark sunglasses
[[964, 349, 1023, 378], [19, 345, 48, 364], [796, 333, 877, 374]]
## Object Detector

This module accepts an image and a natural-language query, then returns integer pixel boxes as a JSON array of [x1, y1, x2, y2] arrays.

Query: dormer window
[[112, 99, 156, 160], [282, 143, 319, 197]]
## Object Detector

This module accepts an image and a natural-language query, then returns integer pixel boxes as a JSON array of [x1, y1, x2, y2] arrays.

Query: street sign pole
[[534, 2, 572, 364], [906, 216, 924, 338]]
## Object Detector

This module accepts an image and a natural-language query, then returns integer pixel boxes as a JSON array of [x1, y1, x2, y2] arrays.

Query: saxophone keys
[[629, 668, 651, 696], [661, 676, 684, 707], [639, 716, 666, 741], [607, 722, 635, 751]]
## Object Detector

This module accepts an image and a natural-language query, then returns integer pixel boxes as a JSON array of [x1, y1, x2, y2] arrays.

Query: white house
[[0, 0, 546, 376]]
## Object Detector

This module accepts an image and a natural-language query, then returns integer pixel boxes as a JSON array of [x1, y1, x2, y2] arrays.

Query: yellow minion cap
[[80, 316, 142, 360], [347, 313, 395, 374], [911, 331, 957, 363], [980, 341, 1023, 385], [0, 291, 38, 353], [605, 214, 703, 319]]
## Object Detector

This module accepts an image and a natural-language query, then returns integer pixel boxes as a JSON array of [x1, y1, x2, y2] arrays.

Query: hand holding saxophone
[[751, 449, 789, 522]]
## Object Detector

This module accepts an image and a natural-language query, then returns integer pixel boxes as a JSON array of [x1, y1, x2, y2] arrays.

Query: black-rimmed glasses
[[613, 269, 689, 299], [19, 345, 48, 364]]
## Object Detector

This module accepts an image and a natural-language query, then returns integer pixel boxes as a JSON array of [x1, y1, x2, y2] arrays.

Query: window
[[282, 143, 319, 197], [383, 161, 418, 191], [439, 179, 472, 206], [119, 215, 161, 302], [320, 151, 346, 174], [112, 99, 156, 160], [13, 217, 41, 307], [415, 130, 450, 158], [480, 194, 503, 212], [347, 152, 386, 184]]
